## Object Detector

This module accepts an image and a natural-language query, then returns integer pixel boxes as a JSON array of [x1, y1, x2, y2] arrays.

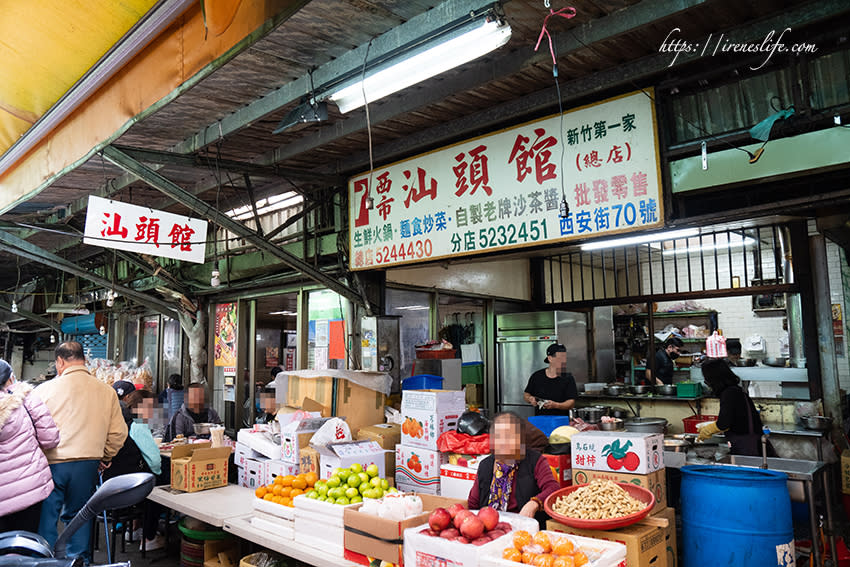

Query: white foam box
[[280, 417, 331, 463], [396, 444, 447, 494], [570, 431, 664, 474], [251, 511, 294, 540], [236, 429, 282, 460], [296, 513, 345, 553], [253, 498, 295, 521], [293, 493, 356, 526], [403, 512, 538, 567], [439, 464, 477, 500], [239, 457, 268, 489], [479, 531, 627, 567], [235, 441, 265, 468], [400, 389, 465, 450], [264, 459, 300, 485], [317, 440, 387, 480]]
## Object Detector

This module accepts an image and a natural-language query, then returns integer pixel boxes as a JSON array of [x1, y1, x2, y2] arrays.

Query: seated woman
[[467, 412, 560, 528]]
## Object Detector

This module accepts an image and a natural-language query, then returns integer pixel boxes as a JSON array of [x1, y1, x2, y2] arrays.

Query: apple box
[[317, 440, 387, 480], [401, 390, 465, 450], [570, 431, 664, 474], [439, 464, 477, 500], [396, 444, 447, 493], [280, 417, 331, 463]]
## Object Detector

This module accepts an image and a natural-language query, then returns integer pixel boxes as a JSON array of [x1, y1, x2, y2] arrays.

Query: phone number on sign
[[375, 239, 434, 265], [478, 219, 550, 250]]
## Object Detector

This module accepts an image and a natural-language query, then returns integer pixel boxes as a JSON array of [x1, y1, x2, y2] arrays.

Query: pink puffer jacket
[[0, 382, 60, 516]]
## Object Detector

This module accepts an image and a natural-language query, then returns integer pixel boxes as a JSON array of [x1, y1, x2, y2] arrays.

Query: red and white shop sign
[[83, 195, 208, 263], [348, 89, 664, 270]]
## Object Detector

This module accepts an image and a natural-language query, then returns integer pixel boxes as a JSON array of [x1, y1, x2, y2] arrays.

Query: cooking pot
[[657, 384, 677, 396], [624, 417, 667, 433], [193, 422, 215, 435], [581, 407, 604, 424], [663, 438, 690, 452], [599, 418, 624, 431], [610, 408, 630, 419], [630, 384, 654, 395], [604, 383, 626, 396]]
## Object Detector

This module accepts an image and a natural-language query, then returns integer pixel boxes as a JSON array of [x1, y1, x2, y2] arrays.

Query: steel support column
[[102, 145, 366, 308]]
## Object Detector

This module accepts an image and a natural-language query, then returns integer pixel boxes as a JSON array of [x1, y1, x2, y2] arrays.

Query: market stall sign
[[214, 303, 237, 369], [83, 195, 208, 263], [348, 89, 663, 270]]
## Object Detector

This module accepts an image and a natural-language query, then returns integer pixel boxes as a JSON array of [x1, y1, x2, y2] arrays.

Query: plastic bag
[[436, 430, 490, 454], [457, 411, 489, 436], [309, 417, 351, 447], [706, 331, 727, 358]]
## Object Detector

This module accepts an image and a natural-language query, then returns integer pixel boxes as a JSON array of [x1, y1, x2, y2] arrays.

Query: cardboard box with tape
[[171, 442, 231, 493]]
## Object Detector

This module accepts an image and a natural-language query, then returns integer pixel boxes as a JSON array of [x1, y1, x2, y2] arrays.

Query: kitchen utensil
[[581, 407, 604, 424], [604, 384, 626, 396], [624, 417, 667, 433], [630, 384, 655, 395], [600, 418, 624, 431], [664, 438, 690, 452], [801, 415, 833, 431], [657, 384, 677, 396], [594, 405, 611, 416], [544, 483, 655, 530], [192, 422, 214, 435], [611, 408, 630, 419]]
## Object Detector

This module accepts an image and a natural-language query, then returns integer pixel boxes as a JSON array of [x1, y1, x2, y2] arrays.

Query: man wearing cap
[[523, 343, 577, 416]]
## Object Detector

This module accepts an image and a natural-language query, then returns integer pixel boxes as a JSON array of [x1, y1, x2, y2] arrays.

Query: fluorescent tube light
[[46, 303, 90, 315], [393, 305, 430, 311], [581, 229, 700, 251], [662, 237, 756, 255], [329, 17, 511, 114]]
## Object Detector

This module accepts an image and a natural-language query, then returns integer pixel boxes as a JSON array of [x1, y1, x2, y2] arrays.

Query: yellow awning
[[0, 0, 157, 155]]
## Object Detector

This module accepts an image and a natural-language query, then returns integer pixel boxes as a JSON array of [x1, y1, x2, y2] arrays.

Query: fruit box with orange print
[[570, 432, 664, 475], [400, 389, 466, 451], [396, 444, 448, 492]]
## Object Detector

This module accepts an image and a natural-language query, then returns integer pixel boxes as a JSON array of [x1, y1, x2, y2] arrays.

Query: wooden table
[[147, 485, 253, 527]]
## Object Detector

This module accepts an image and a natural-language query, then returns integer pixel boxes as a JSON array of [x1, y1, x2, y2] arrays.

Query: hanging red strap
[[535, 5, 577, 66]]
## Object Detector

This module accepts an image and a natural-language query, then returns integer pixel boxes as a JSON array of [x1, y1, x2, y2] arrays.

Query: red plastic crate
[[682, 414, 718, 433]]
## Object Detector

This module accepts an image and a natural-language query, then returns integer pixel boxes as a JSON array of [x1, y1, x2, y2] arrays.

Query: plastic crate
[[415, 348, 457, 359], [676, 382, 703, 397], [528, 415, 571, 436], [682, 414, 718, 433], [402, 374, 444, 390], [461, 362, 483, 384]]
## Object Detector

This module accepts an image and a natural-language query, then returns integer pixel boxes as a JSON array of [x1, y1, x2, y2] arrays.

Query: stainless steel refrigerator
[[495, 311, 590, 418]]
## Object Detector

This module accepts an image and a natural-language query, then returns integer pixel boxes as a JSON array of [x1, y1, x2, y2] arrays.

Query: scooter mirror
[[54, 473, 154, 558]]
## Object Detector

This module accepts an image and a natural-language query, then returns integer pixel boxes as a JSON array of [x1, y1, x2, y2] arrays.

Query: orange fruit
[[279, 486, 292, 498], [292, 477, 307, 490], [290, 488, 303, 498], [255, 486, 267, 499], [553, 557, 575, 567], [521, 551, 538, 565], [573, 552, 588, 567], [280, 475, 295, 487], [552, 538, 575, 556], [502, 548, 522, 562], [532, 532, 552, 553], [273, 476, 285, 485], [513, 530, 532, 551], [282, 497, 293, 507], [272, 485, 284, 496], [305, 471, 318, 487], [532, 555, 554, 567], [263, 493, 273, 501]]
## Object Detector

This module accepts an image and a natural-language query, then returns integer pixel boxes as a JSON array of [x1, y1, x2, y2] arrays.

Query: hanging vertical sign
[[83, 195, 208, 263], [348, 89, 663, 270], [214, 303, 238, 369]]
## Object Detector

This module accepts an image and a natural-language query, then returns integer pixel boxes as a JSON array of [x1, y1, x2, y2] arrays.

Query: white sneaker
[[125, 528, 143, 542], [140, 535, 166, 551]]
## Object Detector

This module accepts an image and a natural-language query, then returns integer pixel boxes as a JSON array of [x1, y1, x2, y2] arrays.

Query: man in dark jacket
[[164, 383, 222, 441]]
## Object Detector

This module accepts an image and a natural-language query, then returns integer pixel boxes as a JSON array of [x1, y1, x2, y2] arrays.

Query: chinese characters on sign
[[349, 90, 663, 270], [83, 196, 208, 263]]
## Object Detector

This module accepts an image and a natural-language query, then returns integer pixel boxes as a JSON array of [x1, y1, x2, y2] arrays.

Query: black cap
[[545, 343, 567, 364], [112, 380, 136, 399]]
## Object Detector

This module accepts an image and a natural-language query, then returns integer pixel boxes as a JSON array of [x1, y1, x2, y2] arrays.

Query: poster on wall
[[214, 303, 238, 367], [349, 89, 663, 270], [265, 346, 280, 367]]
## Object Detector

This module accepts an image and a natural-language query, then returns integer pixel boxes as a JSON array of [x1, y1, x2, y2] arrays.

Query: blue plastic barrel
[[681, 465, 795, 567], [527, 415, 570, 437]]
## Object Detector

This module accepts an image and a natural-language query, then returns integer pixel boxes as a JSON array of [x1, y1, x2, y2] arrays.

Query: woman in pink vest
[[0, 359, 60, 532]]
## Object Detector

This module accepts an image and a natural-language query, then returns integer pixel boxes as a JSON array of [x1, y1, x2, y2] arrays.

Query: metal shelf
[[614, 310, 717, 319]]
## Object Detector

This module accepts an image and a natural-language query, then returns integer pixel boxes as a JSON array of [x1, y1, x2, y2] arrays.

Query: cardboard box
[[171, 442, 231, 493], [201, 539, 237, 567], [235, 442, 265, 468], [241, 457, 267, 489], [548, 516, 668, 567], [571, 431, 664, 474], [842, 450, 850, 495], [343, 494, 464, 565], [265, 459, 300, 485], [284, 375, 334, 409], [544, 453, 572, 488], [318, 440, 387, 480], [653, 506, 677, 567], [446, 453, 489, 470], [439, 464, 476, 500], [280, 417, 331, 463], [401, 389, 465, 450], [464, 383, 483, 406], [572, 468, 667, 514], [357, 423, 401, 478], [337, 380, 387, 435], [396, 444, 447, 494], [396, 480, 440, 496], [299, 446, 321, 475]]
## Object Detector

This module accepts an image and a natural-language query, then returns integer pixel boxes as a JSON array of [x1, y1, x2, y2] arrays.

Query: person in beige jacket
[[36, 341, 127, 564]]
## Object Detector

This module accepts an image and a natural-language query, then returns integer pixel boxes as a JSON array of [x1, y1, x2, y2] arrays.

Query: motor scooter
[[0, 472, 155, 567]]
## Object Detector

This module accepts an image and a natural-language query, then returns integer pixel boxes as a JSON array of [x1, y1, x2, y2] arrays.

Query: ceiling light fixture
[[10, 301, 18, 313], [581, 229, 700, 251], [211, 270, 221, 288], [99, 325, 106, 336], [329, 7, 511, 114], [46, 303, 90, 315], [50, 334, 56, 344]]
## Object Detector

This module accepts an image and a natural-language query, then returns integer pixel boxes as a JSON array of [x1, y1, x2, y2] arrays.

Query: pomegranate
[[453, 509, 475, 529], [459, 515, 485, 540], [477, 506, 499, 531], [429, 507, 452, 532]]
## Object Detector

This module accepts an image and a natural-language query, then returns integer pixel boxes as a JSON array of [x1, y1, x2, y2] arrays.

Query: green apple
[[327, 476, 341, 488], [358, 472, 370, 485], [350, 495, 363, 504], [335, 496, 350, 505], [370, 476, 383, 488], [359, 483, 370, 495], [366, 464, 379, 478], [347, 474, 361, 488], [345, 487, 359, 499], [387, 487, 398, 494], [381, 479, 390, 491], [333, 467, 345, 478], [316, 484, 329, 497], [306, 491, 319, 499], [364, 488, 379, 499], [350, 463, 363, 474], [317, 495, 326, 502], [337, 469, 351, 482]]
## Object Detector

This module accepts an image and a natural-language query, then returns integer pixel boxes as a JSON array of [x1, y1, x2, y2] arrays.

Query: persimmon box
[[570, 431, 664, 475], [400, 389, 465, 450]]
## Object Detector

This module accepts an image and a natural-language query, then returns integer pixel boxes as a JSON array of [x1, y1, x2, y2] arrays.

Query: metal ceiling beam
[[0, 303, 62, 332], [329, 0, 850, 174], [0, 230, 179, 318], [101, 145, 366, 307], [113, 250, 192, 295]]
